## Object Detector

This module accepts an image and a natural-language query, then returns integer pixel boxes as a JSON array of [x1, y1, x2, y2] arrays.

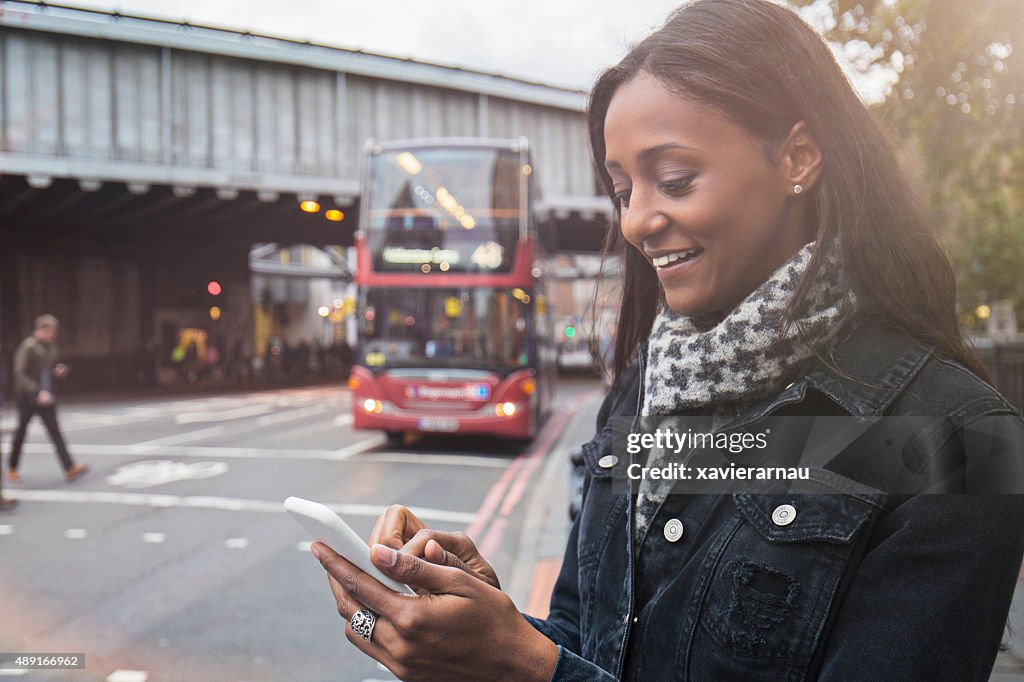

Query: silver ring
[[350, 608, 377, 643]]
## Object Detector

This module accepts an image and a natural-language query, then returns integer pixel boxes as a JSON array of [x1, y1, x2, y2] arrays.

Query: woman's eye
[[613, 190, 631, 209], [658, 176, 695, 195]]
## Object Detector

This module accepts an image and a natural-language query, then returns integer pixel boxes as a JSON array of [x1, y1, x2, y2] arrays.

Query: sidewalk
[[507, 388, 604, 615]]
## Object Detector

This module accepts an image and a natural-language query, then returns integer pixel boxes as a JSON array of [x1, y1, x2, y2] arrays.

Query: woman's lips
[[653, 248, 703, 280]]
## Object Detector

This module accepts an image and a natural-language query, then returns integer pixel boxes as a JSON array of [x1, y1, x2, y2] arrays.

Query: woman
[[311, 1, 1024, 679]]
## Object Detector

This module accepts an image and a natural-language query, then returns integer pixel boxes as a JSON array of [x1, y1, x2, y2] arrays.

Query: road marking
[[0, 669, 28, 676], [107, 671, 149, 682], [120, 408, 167, 417], [268, 419, 347, 443], [332, 436, 386, 460], [7, 490, 476, 524], [225, 537, 249, 549], [175, 404, 276, 424], [65, 528, 88, 539], [257, 405, 330, 426], [500, 454, 545, 517], [21, 441, 379, 462], [332, 414, 354, 426], [478, 517, 509, 558], [471, 393, 589, 552], [142, 532, 166, 543], [352, 453, 508, 468], [134, 426, 227, 448], [0, 389, 349, 427], [525, 558, 563, 619], [107, 461, 229, 489], [297, 541, 313, 552], [43, 412, 163, 431], [0, 525, 12, 536], [465, 460, 522, 540]]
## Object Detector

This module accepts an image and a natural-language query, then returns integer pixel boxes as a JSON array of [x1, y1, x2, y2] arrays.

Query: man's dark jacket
[[13, 336, 59, 399]]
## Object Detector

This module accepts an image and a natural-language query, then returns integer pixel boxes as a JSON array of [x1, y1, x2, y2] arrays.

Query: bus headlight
[[495, 402, 517, 417], [363, 398, 384, 414]]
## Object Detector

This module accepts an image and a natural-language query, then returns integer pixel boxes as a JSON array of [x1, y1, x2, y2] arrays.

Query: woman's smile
[[649, 246, 705, 280]]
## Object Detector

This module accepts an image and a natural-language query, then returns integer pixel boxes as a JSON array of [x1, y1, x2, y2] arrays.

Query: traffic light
[[565, 326, 576, 338], [208, 281, 222, 319]]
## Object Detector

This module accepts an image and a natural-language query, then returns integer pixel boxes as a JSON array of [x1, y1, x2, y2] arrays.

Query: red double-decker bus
[[349, 138, 556, 440]]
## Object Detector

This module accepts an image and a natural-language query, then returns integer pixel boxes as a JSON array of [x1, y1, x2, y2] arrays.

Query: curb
[[507, 389, 605, 611]]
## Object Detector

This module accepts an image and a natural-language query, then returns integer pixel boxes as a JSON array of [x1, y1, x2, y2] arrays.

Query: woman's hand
[[369, 504, 427, 549], [369, 505, 500, 589], [312, 541, 557, 682]]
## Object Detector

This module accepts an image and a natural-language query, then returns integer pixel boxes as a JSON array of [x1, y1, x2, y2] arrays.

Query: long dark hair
[[590, 0, 991, 384]]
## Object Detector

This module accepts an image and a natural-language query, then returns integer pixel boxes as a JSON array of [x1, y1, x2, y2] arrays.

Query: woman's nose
[[620, 196, 669, 245]]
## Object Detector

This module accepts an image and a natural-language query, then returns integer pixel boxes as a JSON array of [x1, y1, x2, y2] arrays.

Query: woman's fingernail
[[373, 544, 397, 566], [310, 542, 323, 560]]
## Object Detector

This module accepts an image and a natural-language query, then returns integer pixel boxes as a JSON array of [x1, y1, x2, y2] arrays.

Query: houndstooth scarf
[[634, 241, 857, 541]]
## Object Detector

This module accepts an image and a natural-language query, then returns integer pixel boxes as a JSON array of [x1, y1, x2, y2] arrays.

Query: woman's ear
[[780, 120, 823, 192]]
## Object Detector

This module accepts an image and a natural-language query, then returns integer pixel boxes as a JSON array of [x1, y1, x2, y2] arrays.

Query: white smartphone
[[284, 496, 415, 595]]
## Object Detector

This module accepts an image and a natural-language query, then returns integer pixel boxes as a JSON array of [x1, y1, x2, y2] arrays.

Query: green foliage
[[790, 0, 1024, 329]]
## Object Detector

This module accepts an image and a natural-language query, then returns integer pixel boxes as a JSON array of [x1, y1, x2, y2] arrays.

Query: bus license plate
[[418, 417, 459, 432]]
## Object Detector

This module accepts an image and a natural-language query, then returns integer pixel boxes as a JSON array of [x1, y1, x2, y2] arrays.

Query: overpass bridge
[[0, 0, 612, 389]]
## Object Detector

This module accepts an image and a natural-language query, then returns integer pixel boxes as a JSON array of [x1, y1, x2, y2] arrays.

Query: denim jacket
[[526, 316, 1024, 681]]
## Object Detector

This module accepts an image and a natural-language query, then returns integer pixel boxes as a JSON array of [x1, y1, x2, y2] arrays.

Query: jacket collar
[[801, 315, 933, 417], [634, 315, 934, 420]]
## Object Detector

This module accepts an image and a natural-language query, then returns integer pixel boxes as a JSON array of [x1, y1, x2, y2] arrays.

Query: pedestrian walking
[[7, 315, 88, 483]]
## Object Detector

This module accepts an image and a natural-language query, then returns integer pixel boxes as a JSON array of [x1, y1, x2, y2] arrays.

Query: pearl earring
[[793, 184, 804, 195]]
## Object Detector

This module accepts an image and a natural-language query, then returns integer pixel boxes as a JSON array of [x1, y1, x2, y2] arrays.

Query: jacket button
[[664, 518, 684, 542], [598, 455, 618, 469], [772, 504, 797, 526]]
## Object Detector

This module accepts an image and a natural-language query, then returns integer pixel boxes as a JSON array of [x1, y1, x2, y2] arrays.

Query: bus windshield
[[359, 287, 533, 369], [365, 146, 522, 274]]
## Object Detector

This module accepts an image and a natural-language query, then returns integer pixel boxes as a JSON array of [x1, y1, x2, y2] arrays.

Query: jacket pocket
[[732, 493, 878, 544], [693, 494, 878, 678]]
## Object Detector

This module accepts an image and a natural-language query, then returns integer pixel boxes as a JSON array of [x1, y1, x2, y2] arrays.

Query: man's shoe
[[7, 470, 20, 482], [0, 497, 18, 511], [65, 464, 89, 482]]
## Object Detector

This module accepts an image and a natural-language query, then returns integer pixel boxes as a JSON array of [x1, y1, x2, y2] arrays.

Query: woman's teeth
[[652, 248, 702, 268]]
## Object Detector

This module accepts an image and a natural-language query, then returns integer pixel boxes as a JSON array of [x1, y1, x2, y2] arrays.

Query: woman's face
[[603, 71, 813, 317]]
